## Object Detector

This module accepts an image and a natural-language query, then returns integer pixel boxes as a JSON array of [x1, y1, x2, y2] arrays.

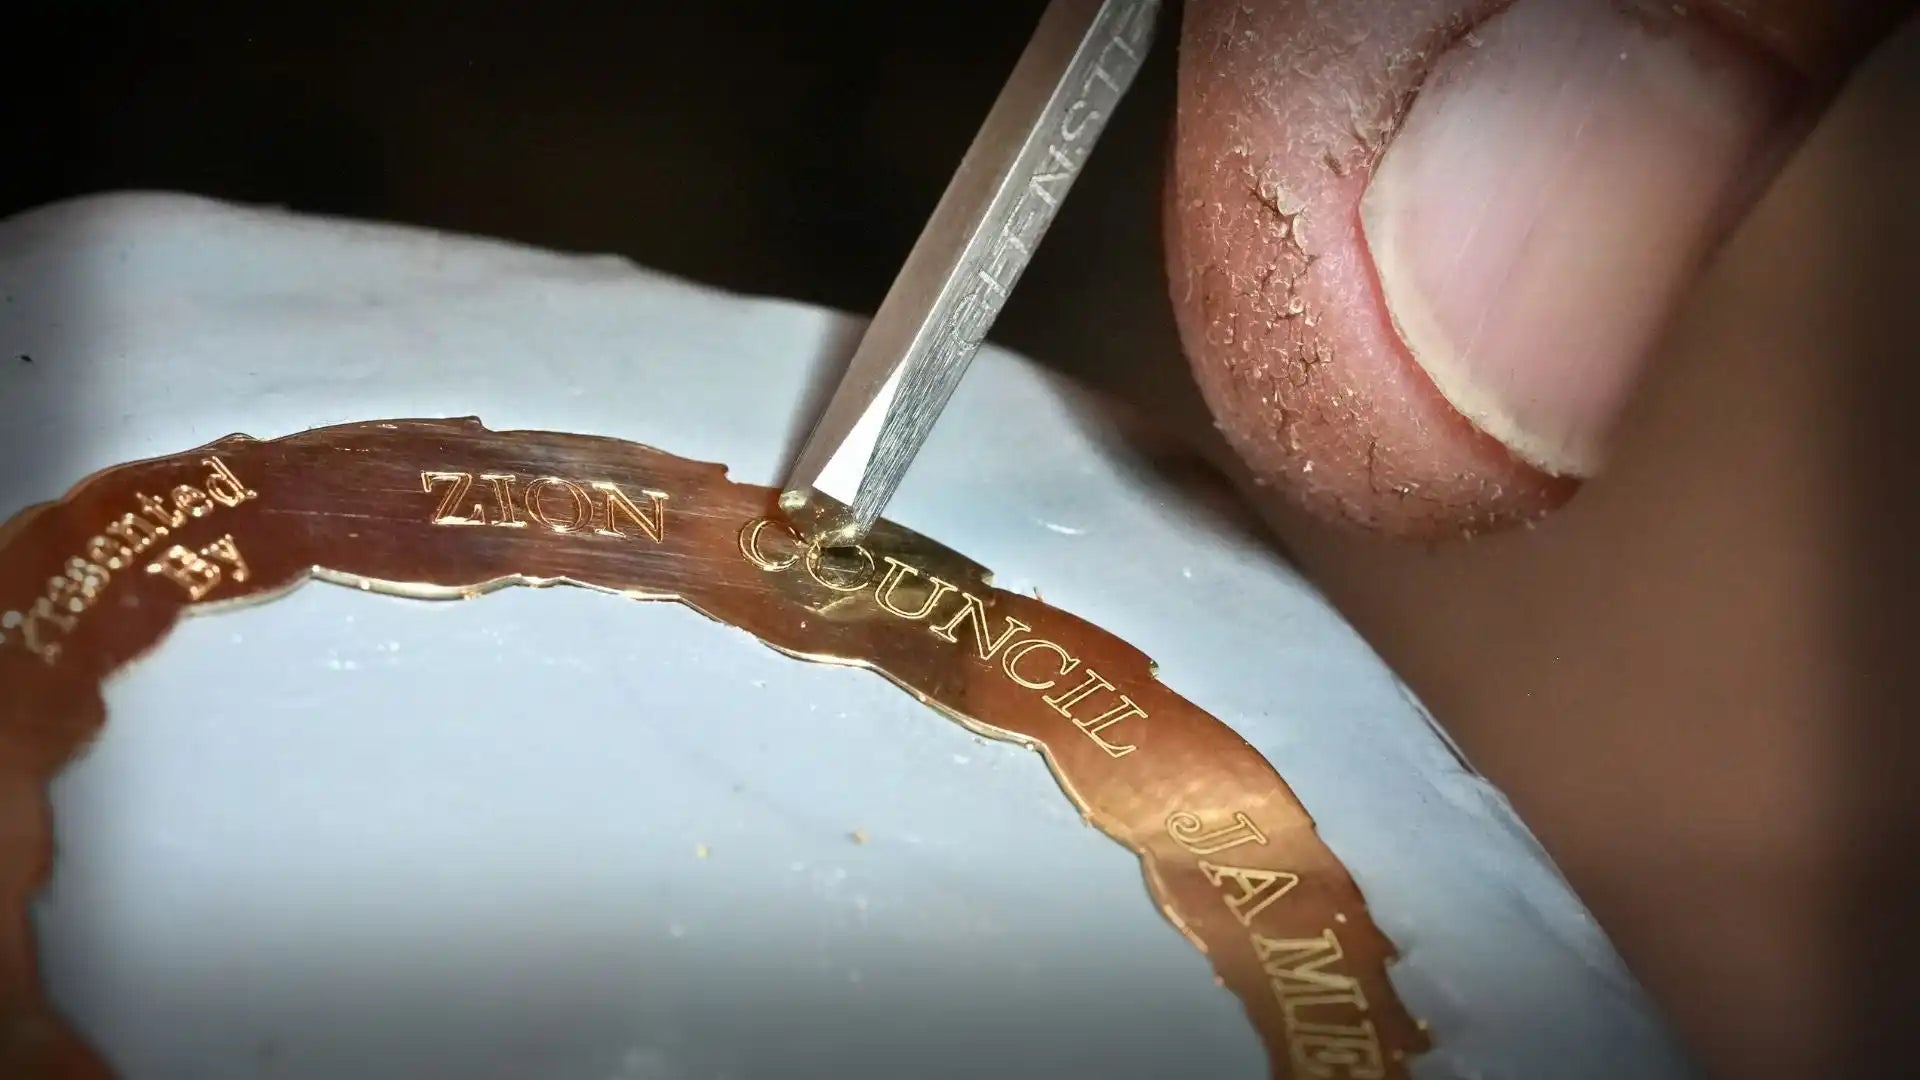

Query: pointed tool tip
[[778, 486, 870, 548]]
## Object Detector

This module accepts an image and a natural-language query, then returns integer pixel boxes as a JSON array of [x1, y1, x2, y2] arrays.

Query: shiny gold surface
[[0, 418, 1424, 1078]]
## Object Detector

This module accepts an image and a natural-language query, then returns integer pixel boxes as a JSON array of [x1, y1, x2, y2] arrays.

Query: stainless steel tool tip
[[779, 0, 1160, 545]]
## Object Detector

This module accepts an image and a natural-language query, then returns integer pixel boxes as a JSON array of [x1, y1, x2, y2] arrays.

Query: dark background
[[1, 0, 1206, 430]]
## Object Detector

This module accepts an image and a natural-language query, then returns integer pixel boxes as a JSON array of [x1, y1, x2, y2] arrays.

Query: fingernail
[[1361, 0, 1800, 476]]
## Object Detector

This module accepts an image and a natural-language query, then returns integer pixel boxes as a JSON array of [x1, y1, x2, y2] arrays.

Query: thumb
[[1167, 0, 1913, 537]]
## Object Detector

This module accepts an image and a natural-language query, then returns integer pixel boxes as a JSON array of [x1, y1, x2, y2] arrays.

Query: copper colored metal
[[0, 419, 1425, 1078]]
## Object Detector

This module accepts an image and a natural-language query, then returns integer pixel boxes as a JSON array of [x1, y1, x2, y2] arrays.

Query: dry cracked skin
[[1163, 0, 1903, 538]]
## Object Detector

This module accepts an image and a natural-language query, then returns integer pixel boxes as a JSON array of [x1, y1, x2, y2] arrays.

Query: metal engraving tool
[[780, 0, 1160, 545]]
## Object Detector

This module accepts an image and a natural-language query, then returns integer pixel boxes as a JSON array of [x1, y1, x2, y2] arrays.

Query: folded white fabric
[[0, 194, 1692, 1079]]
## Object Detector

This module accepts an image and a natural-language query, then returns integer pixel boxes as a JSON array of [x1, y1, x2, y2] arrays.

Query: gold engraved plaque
[[0, 418, 1426, 1078]]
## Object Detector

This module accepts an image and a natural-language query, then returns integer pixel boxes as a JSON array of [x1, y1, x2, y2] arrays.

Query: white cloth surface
[[0, 194, 1692, 1079]]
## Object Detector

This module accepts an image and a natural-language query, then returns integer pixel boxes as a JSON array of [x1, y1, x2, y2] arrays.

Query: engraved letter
[[1252, 930, 1367, 1011], [929, 591, 1030, 661], [85, 534, 129, 570], [1060, 98, 1099, 141], [525, 477, 591, 533], [20, 599, 77, 663], [873, 558, 957, 620], [1166, 810, 1268, 857], [1198, 860, 1300, 927], [1043, 668, 1115, 718], [47, 558, 108, 615], [739, 518, 801, 571], [67, 558, 110, 604], [136, 491, 187, 530], [202, 456, 257, 508], [1027, 144, 1076, 207], [480, 474, 525, 529], [978, 213, 1028, 300], [146, 545, 222, 600], [71, 558, 111, 599], [198, 534, 250, 584], [40, 576, 85, 620], [804, 540, 876, 592], [172, 484, 216, 519], [1082, 54, 1121, 94], [1073, 694, 1143, 758], [1287, 1022, 1386, 1080], [1000, 637, 1078, 690], [422, 471, 486, 526], [104, 511, 167, 556], [997, 192, 1035, 255], [593, 481, 667, 543]]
